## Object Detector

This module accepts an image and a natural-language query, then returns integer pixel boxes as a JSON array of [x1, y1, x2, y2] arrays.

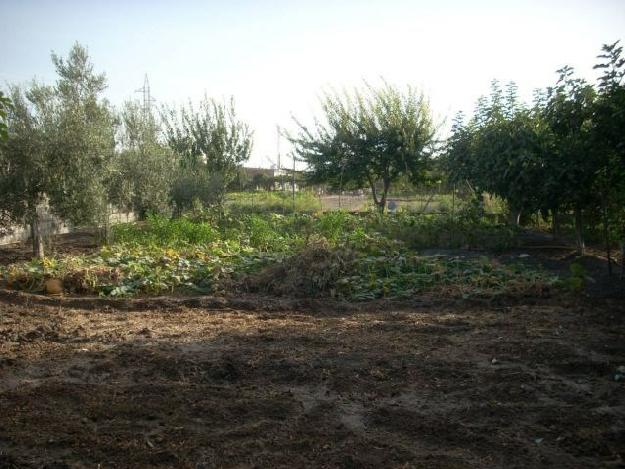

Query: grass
[[225, 191, 321, 214], [1, 210, 558, 299]]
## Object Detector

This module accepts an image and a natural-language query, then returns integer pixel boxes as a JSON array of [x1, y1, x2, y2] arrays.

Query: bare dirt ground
[[0, 291, 624, 468], [1, 232, 624, 468]]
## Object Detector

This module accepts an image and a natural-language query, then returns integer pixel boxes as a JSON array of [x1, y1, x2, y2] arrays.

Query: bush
[[113, 214, 218, 247]]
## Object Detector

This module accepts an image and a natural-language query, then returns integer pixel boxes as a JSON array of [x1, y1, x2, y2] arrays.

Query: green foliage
[[446, 81, 549, 222], [0, 91, 11, 142], [162, 96, 253, 210], [592, 41, 625, 243], [113, 214, 219, 247], [226, 191, 321, 214], [542, 66, 597, 214], [170, 168, 227, 214], [445, 42, 625, 258], [109, 101, 177, 218], [290, 81, 436, 210], [0, 43, 115, 255], [2, 212, 553, 298], [46, 43, 116, 228], [565, 261, 586, 292]]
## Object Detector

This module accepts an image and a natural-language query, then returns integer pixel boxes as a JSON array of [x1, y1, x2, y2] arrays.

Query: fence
[[225, 181, 506, 217]]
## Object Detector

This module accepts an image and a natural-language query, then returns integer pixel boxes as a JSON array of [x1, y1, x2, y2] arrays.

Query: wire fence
[[225, 180, 507, 219]]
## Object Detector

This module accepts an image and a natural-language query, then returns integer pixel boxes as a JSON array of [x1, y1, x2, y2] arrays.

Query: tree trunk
[[574, 206, 585, 256], [621, 240, 625, 280], [98, 206, 112, 245], [377, 179, 390, 213], [551, 209, 560, 240], [30, 214, 44, 259], [602, 202, 612, 276], [508, 206, 521, 226], [451, 184, 456, 218], [366, 175, 381, 212]]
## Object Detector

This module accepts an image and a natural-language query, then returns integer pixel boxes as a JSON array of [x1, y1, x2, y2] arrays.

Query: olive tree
[[0, 84, 52, 249], [0, 43, 116, 257], [289, 82, 436, 211], [0, 91, 11, 143], [110, 100, 177, 218]]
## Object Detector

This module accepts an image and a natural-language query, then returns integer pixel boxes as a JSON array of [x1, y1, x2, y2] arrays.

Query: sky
[[1, 0, 624, 168]]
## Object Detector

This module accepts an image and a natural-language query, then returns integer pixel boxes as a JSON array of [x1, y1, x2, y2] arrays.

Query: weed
[[1, 211, 557, 299]]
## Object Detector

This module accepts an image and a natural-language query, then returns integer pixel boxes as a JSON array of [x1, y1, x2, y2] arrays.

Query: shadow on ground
[[0, 295, 624, 468]]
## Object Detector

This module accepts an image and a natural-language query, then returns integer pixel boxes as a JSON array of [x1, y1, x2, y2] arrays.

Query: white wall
[[0, 209, 135, 246]]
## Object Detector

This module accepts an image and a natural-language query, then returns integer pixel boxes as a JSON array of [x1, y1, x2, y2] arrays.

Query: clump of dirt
[[244, 239, 355, 296]]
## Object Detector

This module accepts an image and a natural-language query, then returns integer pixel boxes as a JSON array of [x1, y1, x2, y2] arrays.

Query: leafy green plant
[[2, 211, 557, 299], [565, 261, 586, 292]]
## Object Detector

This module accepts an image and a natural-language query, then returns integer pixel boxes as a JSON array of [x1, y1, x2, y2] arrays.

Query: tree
[[289, 81, 436, 211], [162, 96, 253, 212], [592, 41, 625, 272], [0, 84, 51, 252], [0, 91, 11, 143], [47, 43, 116, 237], [0, 43, 116, 257], [543, 67, 597, 254], [0, 91, 12, 235], [250, 173, 274, 192], [446, 81, 549, 225], [110, 100, 177, 218]]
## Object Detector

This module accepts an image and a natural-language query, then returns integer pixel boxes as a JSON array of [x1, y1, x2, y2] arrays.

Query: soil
[[1, 232, 624, 468], [0, 290, 624, 468], [0, 231, 96, 266]]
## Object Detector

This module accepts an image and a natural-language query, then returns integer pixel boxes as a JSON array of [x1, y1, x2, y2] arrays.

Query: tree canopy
[[446, 41, 625, 255], [0, 43, 115, 255], [289, 82, 437, 210], [162, 96, 253, 211]]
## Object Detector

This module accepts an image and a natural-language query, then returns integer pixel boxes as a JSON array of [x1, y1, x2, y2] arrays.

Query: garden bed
[[0, 212, 555, 301]]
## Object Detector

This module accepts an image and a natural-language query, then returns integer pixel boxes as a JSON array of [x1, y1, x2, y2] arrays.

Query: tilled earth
[[0, 293, 624, 468]]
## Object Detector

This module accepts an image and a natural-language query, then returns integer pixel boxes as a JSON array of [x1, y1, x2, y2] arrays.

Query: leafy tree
[[0, 91, 11, 143], [289, 82, 436, 211], [0, 43, 115, 257], [250, 173, 275, 192], [0, 84, 51, 248], [47, 43, 116, 235], [447, 81, 549, 225], [110, 101, 177, 218], [592, 41, 625, 272], [162, 96, 253, 211], [542, 67, 597, 254]]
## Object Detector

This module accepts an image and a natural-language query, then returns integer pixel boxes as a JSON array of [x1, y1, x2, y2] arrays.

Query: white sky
[[1, 0, 624, 168]]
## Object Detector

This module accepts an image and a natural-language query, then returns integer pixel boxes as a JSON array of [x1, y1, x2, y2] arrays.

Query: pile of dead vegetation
[[243, 240, 356, 297]]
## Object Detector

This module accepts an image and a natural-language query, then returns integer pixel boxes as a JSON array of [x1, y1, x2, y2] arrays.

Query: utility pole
[[135, 74, 155, 117], [276, 125, 281, 170]]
